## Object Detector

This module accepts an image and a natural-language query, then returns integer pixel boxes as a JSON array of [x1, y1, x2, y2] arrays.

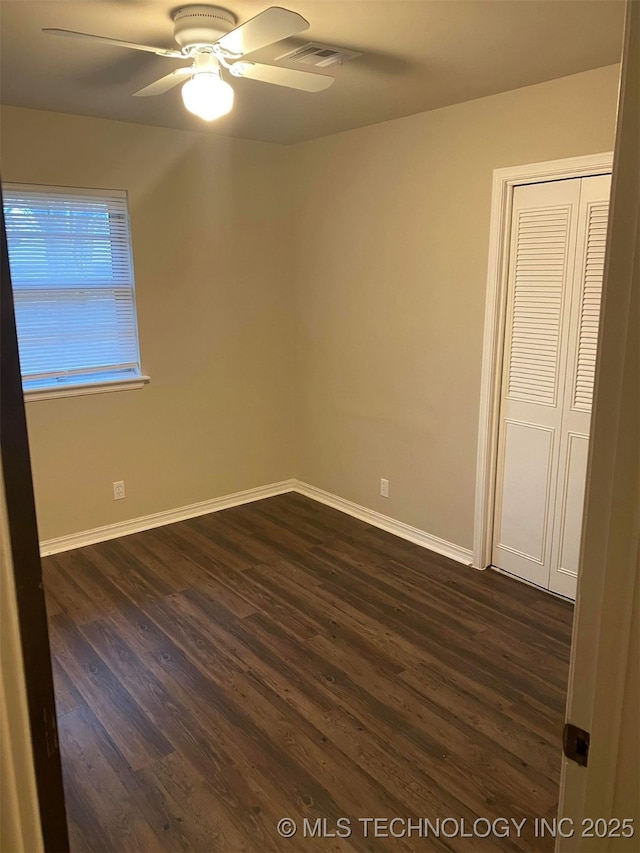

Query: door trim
[[1, 188, 69, 849], [472, 152, 613, 570]]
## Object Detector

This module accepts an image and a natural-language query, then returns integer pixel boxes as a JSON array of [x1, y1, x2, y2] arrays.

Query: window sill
[[24, 375, 150, 402]]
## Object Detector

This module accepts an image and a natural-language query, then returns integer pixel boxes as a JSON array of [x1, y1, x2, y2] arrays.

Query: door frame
[[472, 152, 613, 571], [1, 188, 70, 850]]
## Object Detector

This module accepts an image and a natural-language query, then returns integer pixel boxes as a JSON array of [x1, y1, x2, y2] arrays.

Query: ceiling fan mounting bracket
[[172, 5, 236, 48]]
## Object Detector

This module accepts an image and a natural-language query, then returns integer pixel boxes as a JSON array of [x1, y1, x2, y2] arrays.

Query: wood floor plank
[[167, 518, 262, 573], [94, 538, 180, 598], [57, 705, 172, 852], [42, 493, 573, 852], [151, 606, 420, 851], [246, 562, 407, 678], [85, 615, 284, 847], [158, 591, 516, 849], [319, 543, 571, 656], [136, 753, 276, 853], [42, 555, 103, 625], [142, 594, 452, 853], [56, 547, 136, 621], [243, 609, 557, 823], [50, 657, 83, 718], [78, 543, 169, 607], [91, 588, 361, 848], [192, 508, 327, 567], [49, 613, 174, 771], [130, 529, 260, 619]]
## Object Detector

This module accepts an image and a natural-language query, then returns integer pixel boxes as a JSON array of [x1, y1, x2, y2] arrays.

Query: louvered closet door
[[492, 180, 581, 588], [492, 175, 610, 598], [548, 174, 611, 598]]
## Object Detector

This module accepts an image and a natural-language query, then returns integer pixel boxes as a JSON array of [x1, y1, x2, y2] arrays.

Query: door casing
[[0, 186, 70, 851]]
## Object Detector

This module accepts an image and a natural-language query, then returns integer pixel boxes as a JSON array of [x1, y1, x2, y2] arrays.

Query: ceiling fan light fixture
[[181, 72, 234, 121], [44, 6, 335, 118]]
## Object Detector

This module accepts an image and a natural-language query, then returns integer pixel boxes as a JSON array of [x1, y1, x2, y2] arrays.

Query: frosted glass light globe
[[182, 73, 234, 121]]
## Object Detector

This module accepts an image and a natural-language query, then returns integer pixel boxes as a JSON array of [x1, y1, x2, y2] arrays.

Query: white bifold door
[[492, 174, 611, 600]]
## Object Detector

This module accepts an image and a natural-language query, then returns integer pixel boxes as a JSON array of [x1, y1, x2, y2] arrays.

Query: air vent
[[276, 42, 362, 68]]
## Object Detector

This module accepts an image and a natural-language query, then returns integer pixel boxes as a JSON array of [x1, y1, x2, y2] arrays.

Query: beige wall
[[289, 64, 620, 550], [0, 106, 294, 541]]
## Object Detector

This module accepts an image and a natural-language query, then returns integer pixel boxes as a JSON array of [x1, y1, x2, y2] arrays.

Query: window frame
[[2, 182, 149, 402]]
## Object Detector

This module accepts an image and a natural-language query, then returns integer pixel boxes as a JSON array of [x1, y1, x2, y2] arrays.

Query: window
[[3, 183, 147, 399]]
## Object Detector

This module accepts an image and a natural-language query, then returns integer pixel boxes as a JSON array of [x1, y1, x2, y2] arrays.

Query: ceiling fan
[[43, 5, 335, 121]]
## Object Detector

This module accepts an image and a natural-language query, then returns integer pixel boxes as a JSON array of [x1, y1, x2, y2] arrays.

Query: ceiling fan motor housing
[[172, 5, 236, 48]]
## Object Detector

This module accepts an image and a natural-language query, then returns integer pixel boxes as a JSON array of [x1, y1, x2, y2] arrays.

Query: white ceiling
[[0, 1, 625, 145]]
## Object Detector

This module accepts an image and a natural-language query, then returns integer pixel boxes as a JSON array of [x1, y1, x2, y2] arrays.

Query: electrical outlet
[[113, 480, 126, 501], [380, 478, 389, 498]]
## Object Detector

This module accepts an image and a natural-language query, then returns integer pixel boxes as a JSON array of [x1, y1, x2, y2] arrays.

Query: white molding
[[40, 477, 473, 567], [25, 375, 150, 403], [40, 479, 296, 556], [4, 181, 126, 199], [473, 152, 613, 570], [295, 481, 473, 566]]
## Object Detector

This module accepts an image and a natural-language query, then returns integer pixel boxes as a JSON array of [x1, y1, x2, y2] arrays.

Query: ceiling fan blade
[[229, 61, 334, 92], [42, 28, 183, 58], [215, 7, 309, 57], [133, 67, 193, 97]]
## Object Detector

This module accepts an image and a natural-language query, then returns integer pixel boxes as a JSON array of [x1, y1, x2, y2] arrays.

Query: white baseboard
[[39, 479, 297, 556], [294, 481, 473, 566], [40, 477, 473, 567]]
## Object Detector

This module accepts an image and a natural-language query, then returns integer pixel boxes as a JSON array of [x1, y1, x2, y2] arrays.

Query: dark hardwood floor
[[42, 493, 574, 852]]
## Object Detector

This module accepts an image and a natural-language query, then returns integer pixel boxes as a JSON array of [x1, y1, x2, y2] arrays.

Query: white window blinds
[[3, 183, 142, 392]]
